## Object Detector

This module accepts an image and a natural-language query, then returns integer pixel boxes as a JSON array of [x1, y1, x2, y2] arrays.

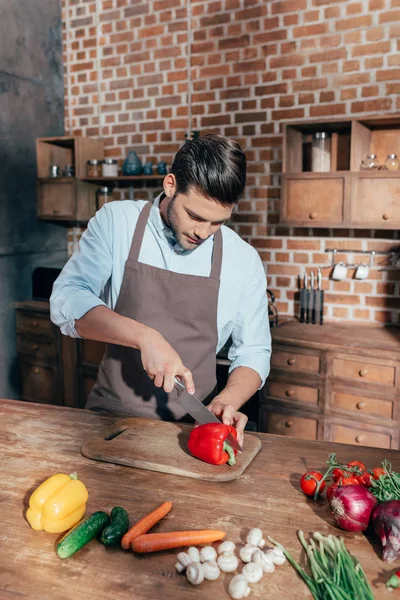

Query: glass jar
[[384, 153, 400, 171], [96, 187, 111, 210], [49, 165, 60, 178], [87, 159, 102, 177], [311, 132, 331, 172], [360, 153, 379, 170], [102, 158, 118, 177]]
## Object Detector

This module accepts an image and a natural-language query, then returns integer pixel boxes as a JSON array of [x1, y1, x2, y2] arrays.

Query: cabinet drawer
[[80, 339, 106, 366], [272, 350, 320, 373], [20, 362, 55, 404], [266, 381, 319, 405], [352, 175, 400, 227], [17, 336, 55, 361], [16, 312, 52, 336], [283, 175, 345, 224], [331, 424, 391, 449], [332, 357, 395, 387], [38, 180, 76, 218], [331, 391, 393, 420], [265, 412, 318, 440]]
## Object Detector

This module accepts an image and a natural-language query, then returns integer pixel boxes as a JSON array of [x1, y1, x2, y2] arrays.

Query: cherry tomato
[[340, 475, 359, 486], [326, 483, 338, 503], [332, 468, 346, 483], [347, 460, 366, 473], [356, 472, 371, 487], [372, 467, 386, 480], [300, 471, 325, 498]]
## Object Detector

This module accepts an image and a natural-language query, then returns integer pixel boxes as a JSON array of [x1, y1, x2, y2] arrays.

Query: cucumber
[[100, 506, 129, 546], [57, 511, 110, 559]]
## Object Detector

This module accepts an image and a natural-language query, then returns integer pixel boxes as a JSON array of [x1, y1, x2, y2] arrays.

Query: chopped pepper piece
[[188, 423, 238, 466], [26, 472, 88, 533], [387, 570, 400, 589]]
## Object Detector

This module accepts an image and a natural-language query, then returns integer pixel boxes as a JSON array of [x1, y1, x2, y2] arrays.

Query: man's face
[[165, 187, 234, 251]]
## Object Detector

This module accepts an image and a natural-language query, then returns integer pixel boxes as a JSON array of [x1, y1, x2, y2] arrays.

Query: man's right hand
[[138, 327, 194, 395]]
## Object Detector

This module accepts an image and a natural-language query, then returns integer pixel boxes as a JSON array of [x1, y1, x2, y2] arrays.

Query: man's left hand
[[207, 397, 248, 447]]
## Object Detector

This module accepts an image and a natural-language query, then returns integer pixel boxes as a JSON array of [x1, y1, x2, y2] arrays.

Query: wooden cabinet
[[281, 114, 400, 230], [36, 136, 104, 222], [262, 320, 400, 450]]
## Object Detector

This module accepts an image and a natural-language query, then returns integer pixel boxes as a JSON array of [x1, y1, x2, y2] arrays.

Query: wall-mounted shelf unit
[[281, 114, 400, 230]]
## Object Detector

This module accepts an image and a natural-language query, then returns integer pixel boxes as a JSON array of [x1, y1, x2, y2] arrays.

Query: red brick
[[293, 78, 328, 91], [352, 41, 391, 56], [335, 73, 370, 86], [309, 49, 346, 63], [351, 98, 393, 113], [235, 112, 267, 123], [365, 57, 384, 69], [271, 0, 307, 12], [377, 68, 400, 81], [366, 27, 385, 42], [362, 85, 379, 97], [379, 9, 400, 23], [293, 23, 329, 37], [255, 84, 287, 96], [336, 15, 372, 30], [310, 103, 346, 117]]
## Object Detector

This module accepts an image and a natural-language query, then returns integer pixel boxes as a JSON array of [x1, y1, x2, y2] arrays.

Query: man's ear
[[163, 173, 177, 198]]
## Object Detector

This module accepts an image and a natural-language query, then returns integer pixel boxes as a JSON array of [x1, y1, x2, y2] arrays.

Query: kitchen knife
[[317, 268, 324, 325], [306, 272, 312, 324], [174, 377, 243, 452], [311, 271, 316, 325], [299, 273, 306, 323]]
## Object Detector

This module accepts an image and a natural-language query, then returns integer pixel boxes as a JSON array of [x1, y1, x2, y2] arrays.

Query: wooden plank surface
[[2, 398, 399, 600], [81, 417, 261, 481]]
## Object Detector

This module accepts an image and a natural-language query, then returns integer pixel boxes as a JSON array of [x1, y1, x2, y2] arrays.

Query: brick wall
[[62, 0, 400, 325]]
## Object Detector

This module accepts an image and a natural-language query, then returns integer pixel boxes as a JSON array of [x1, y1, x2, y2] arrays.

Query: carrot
[[131, 529, 226, 553], [121, 501, 172, 550]]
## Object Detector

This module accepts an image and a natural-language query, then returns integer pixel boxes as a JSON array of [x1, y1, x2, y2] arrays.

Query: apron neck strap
[[130, 200, 223, 279]]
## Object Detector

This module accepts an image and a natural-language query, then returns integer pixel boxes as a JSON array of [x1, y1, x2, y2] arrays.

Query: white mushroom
[[239, 545, 258, 563], [187, 546, 201, 563], [175, 551, 192, 573], [246, 528, 265, 548], [229, 574, 251, 599], [200, 545, 218, 563], [252, 549, 275, 573], [242, 561, 263, 583], [218, 540, 236, 554], [202, 560, 221, 581], [186, 562, 205, 585], [217, 552, 239, 572], [265, 548, 286, 565]]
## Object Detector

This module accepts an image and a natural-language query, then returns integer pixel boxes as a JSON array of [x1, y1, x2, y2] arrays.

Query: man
[[50, 134, 271, 446]]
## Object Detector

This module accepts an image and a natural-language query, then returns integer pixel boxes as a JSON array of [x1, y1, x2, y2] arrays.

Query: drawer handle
[[356, 401, 365, 410], [359, 369, 368, 377], [52, 209, 61, 214], [285, 389, 295, 397], [33, 367, 40, 375], [32, 344, 39, 351], [309, 212, 317, 220], [285, 420, 294, 428], [382, 213, 390, 220], [355, 435, 364, 444], [287, 358, 296, 366], [32, 320, 38, 327]]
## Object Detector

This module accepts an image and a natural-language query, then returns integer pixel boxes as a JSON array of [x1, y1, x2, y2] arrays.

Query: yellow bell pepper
[[26, 472, 88, 533]]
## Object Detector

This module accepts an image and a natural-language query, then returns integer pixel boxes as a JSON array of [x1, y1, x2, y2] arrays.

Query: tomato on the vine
[[340, 475, 359, 486], [300, 471, 325, 498], [356, 472, 371, 487], [347, 460, 366, 473], [332, 468, 347, 483], [372, 467, 386, 480], [326, 483, 338, 503]]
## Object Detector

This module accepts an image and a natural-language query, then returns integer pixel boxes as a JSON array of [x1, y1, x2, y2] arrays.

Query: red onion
[[330, 484, 377, 532], [371, 500, 400, 563]]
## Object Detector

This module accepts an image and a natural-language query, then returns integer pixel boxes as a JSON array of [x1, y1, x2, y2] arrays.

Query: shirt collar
[[149, 193, 214, 254]]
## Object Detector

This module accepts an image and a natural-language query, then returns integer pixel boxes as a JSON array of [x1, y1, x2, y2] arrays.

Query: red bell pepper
[[187, 423, 238, 466]]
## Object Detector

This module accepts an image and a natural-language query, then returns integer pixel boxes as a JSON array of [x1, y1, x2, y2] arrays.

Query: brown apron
[[86, 199, 223, 421]]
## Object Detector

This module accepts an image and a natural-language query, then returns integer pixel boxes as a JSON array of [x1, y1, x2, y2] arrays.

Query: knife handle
[[320, 290, 324, 325], [174, 377, 185, 393], [299, 290, 305, 323]]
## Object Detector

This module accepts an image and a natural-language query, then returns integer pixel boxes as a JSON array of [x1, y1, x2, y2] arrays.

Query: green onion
[[268, 531, 374, 600]]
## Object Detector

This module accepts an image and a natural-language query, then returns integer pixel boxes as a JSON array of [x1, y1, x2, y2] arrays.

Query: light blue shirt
[[50, 196, 271, 386]]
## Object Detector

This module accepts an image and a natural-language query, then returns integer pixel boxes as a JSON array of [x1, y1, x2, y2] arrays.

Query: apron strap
[[210, 228, 223, 279], [129, 199, 223, 280], [129, 201, 153, 262]]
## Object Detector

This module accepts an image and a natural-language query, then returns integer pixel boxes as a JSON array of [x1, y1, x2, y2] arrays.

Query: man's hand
[[138, 328, 194, 394], [207, 397, 248, 447]]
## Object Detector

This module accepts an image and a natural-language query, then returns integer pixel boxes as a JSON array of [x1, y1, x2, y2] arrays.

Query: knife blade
[[174, 378, 243, 452], [299, 273, 306, 323]]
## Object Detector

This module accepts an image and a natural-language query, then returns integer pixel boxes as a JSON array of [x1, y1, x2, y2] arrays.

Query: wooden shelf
[[358, 170, 400, 178], [38, 177, 76, 183], [82, 175, 165, 189]]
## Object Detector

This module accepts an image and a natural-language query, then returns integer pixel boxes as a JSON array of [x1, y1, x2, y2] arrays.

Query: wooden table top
[[3, 398, 399, 599]]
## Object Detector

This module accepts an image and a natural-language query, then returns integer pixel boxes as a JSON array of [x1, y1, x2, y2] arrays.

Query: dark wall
[[0, 0, 67, 398]]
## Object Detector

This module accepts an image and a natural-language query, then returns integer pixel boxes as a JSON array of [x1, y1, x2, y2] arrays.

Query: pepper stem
[[223, 442, 236, 466], [69, 472, 78, 480]]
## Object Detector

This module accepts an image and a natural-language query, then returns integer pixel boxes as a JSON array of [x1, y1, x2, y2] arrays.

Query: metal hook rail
[[325, 248, 400, 269]]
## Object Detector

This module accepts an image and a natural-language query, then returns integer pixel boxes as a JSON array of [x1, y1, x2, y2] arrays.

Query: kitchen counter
[[2, 399, 399, 599]]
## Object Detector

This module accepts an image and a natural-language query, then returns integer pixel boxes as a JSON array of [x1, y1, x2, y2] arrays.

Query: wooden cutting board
[[81, 417, 262, 482]]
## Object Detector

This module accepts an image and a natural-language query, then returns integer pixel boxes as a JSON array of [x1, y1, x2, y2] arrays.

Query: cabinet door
[[281, 174, 349, 227], [37, 180, 76, 219], [20, 362, 57, 404], [351, 174, 400, 228]]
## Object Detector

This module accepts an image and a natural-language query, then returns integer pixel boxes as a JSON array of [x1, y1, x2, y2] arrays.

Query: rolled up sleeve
[[227, 250, 271, 388], [50, 206, 113, 338]]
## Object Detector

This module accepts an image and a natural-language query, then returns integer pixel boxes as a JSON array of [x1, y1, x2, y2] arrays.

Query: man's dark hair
[[171, 133, 246, 205]]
